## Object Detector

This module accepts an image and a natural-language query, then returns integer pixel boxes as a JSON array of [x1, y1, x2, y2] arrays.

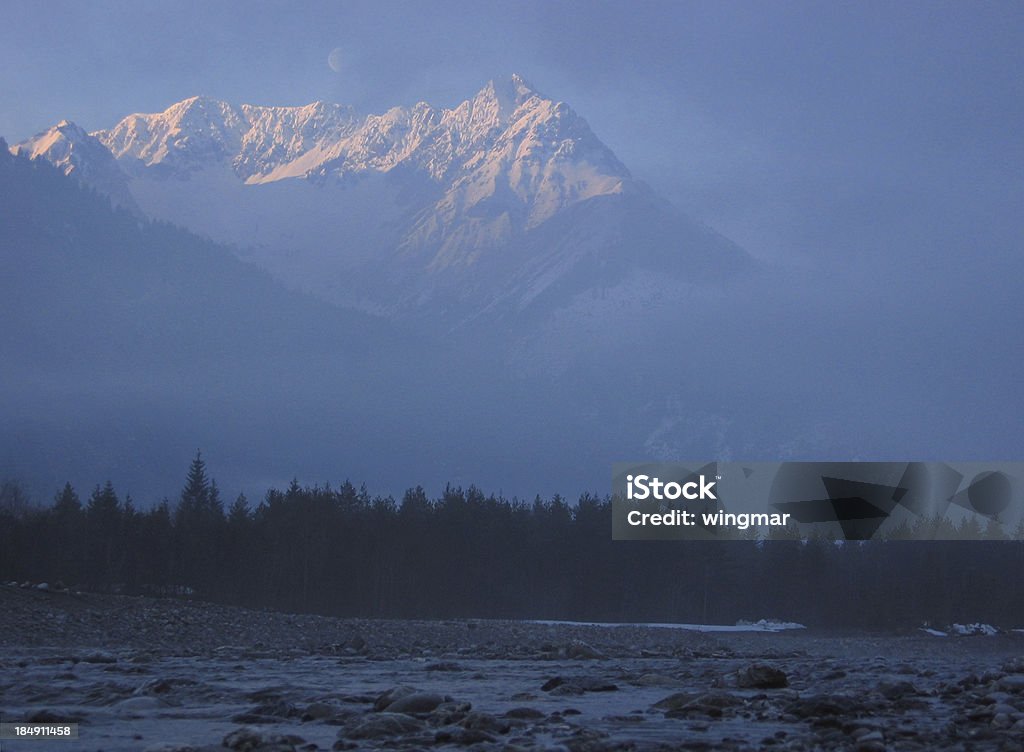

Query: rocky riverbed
[[2, 585, 1024, 751]]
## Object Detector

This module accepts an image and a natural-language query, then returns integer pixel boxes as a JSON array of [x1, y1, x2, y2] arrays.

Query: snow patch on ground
[[528, 618, 806, 633], [950, 623, 1000, 636], [921, 623, 1004, 637]]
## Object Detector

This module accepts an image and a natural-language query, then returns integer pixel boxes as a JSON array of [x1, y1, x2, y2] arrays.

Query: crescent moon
[[327, 48, 344, 74]]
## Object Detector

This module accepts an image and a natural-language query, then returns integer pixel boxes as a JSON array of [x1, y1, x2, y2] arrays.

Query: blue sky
[[1, 0, 1021, 264]]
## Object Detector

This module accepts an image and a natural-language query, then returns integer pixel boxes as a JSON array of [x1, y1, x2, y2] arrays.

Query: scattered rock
[[342, 712, 425, 739], [425, 661, 463, 672], [434, 727, 496, 745], [134, 676, 198, 696], [233, 699, 297, 724], [737, 663, 789, 689], [460, 710, 511, 735], [634, 672, 676, 686], [7, 589, 1024, 752], [504, 707, 545, 719], [653, 692, 695, 711], [551, 683, 586, 696], [372, 685, 417, 712], [26, 709, 82, 723], [301, 701, 337, 721], [563, 727, 620, 751], [223, 727, 300, 751], [114, 696, 165, 716], [247, 686, 288, 702], [428, 700, 472, 725], [603, 713, 645, 724], [786, 695, 853, 719], [1002, 658, 1024, 674], [576, 677, 618, 692], [384, 692, 448, 714], [566, 640, 604, 660], [998, 675, 1024, 693], [660, 691, 743, 719], [345, 634, 366, 653], [878, 679, 918, 700]]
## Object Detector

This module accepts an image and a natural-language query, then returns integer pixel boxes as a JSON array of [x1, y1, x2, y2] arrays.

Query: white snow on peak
[[81, 76, 634, 273], [466, 73, 539, 129], [88, 75, 626, 195], [12, 120, 137, 209], [15, 120, 90, 163], [16, 75, 737, 320]]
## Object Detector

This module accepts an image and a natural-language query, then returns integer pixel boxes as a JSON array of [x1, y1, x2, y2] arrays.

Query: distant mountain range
[[0, 76, 765, 501], [13, 75, 745, 324], [3, 75, 1008, 503]]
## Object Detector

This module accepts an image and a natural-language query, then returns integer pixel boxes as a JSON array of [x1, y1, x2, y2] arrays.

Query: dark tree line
[[2, 454, 1023, 630]]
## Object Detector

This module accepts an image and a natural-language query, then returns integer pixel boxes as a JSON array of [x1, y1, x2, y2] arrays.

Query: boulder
[[372, 685, 416, 712], [565, 640, 604, 660], [343, 712, 425, 740], [737, 663, 788, 689], [385, 692, 448, 714]]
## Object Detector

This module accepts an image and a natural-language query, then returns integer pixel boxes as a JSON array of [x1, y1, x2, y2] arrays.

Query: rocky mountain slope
[[13, 75, 745, 322]]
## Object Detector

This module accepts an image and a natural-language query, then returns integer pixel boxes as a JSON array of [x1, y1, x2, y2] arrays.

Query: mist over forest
[[3, 453, 1023, 629], [2, 138, 1020, 507]]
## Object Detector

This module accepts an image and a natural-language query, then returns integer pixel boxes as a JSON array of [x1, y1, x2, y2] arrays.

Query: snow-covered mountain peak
[[53, 119, 84, 133], [15, 76, 746, 320], [94, 96, 366, 180], [11, 120, 137, 210], [470, 73, 540, 126], [234, 101, 358, 182], [17, 119, 90, 155], [81, 76, 621, 193], [95, 96, 247, 170]]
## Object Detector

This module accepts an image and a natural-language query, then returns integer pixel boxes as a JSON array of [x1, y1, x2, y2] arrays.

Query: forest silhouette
[[2, 453, 1021, 630]]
